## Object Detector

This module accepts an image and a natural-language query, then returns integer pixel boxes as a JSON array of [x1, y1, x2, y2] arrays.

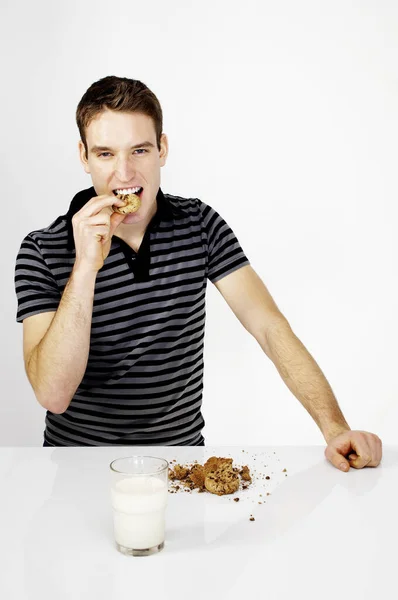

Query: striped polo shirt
[[14, 186, 250, 446]]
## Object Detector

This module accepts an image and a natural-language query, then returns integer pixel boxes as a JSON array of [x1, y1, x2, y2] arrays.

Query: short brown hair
[[76, 75, 163, 159]]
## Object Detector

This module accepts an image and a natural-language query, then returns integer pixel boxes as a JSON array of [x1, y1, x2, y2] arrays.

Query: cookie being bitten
[[112, 193, 141, 214]]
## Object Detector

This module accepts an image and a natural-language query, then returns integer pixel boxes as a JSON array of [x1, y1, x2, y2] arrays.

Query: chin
[[121, 211, 143, 224]]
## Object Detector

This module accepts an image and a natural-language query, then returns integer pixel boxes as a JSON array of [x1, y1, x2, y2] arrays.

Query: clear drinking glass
[[110, 456, 169, 556]]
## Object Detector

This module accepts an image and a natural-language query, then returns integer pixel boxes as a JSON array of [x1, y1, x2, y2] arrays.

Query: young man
[[15, 76, 382, 470]]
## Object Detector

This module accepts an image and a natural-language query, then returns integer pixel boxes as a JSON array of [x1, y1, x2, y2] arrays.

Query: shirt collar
[[64, 186, 178, 252]]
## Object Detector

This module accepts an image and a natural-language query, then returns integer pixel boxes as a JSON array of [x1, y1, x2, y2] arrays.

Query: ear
[[159, 133, 168, 167], [78, 140, 91, 174]]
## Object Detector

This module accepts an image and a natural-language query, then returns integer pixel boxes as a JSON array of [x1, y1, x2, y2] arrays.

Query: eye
[[97, 150, 147, 157]]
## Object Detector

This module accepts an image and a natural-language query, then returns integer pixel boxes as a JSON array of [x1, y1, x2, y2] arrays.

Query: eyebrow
[[90, 141, 155, 154]]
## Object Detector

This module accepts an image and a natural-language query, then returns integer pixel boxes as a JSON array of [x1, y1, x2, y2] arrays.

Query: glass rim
[[109, 455, 169, 476]]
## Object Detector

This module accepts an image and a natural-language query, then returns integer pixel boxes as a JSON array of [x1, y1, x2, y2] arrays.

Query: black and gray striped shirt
[[14, 186, 250, 446]]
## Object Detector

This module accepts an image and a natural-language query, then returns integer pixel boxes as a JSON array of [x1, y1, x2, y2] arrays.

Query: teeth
[[115, 187, 141, 195]]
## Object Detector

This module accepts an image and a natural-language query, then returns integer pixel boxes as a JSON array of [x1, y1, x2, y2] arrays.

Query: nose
[[114, 155, 136, 182]]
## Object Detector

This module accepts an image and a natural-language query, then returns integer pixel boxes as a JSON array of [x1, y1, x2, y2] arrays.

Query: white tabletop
[[0, 445, 396, 600]]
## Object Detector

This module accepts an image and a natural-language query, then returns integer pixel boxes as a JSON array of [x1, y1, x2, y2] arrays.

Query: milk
[[111, 476, 168, 549]]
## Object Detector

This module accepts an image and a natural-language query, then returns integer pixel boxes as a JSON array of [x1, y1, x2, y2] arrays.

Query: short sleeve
[[15, 234, 61, 323], [199, 202, 250, 283]]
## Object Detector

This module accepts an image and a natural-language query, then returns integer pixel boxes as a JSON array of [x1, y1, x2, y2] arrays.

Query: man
[[15, 76, 382, 470]]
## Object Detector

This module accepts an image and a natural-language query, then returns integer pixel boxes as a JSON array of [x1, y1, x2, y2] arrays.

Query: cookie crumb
[[250, 517, 255, 521]]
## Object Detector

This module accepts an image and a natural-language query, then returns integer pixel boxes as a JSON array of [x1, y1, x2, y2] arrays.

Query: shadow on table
[[22, 449, 119, 600], [178, 448, 392, 596], [22, 445, 208, 600], [22, 446, 396, 599], [209, 453, 385, 546]]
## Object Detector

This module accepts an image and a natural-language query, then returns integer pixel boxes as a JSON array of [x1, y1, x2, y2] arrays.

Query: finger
[[101, 212, 126, 246], [92, 226, 109, 242], [109, 211, 127, 238], [347, 436, 373, 469], [83, 213, 111, 227], [324, 438, 353, 471], [326, 451, 351, 472], [375, 435, 383, 465], [363, 434, 383, 467], [325, 444, 351, 471], [77, 195, 125, 218]]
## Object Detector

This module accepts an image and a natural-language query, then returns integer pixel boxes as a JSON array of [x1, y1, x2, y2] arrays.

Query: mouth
[[112, 186, 144, 198]]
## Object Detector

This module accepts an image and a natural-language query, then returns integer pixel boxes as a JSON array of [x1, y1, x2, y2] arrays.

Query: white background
[[1, 0, 397, 446]]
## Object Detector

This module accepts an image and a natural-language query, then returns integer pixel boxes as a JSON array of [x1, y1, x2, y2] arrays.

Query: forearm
[[261, 320, 350, 443], [27, 266, 97, 414]]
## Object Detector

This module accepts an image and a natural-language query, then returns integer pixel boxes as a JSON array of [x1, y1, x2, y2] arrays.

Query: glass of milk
[[110, 456, 169, 556]]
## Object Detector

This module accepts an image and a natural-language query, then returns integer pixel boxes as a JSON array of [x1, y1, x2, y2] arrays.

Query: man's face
[[78, 109, 168, 226]]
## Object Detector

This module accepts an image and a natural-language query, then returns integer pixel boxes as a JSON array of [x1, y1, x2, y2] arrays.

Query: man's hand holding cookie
[[72, 194, 128, 274]]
